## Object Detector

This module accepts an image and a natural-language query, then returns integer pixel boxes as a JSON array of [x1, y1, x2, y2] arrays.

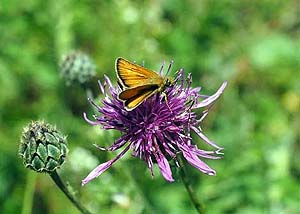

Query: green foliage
[[1, 0, 299, 213]]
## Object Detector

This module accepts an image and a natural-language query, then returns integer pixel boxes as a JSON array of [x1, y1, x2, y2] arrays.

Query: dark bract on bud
[[60, 51, 96, 86], [19, 121, 68, 173]]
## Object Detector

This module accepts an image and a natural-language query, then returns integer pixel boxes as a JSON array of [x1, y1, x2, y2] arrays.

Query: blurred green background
[[1, 0, 299, 213]]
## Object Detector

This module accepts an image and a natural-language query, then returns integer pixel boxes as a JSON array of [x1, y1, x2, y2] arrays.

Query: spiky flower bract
[[19, 121, 68, 173], [82, 63, 227, 185], [60, 51, 96, 86]]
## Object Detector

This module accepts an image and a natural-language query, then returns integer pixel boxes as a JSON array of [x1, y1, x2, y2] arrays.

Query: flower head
[[82, 62, 227, 185], [60, 51, 96, 86], [19, 121, 68, 173]]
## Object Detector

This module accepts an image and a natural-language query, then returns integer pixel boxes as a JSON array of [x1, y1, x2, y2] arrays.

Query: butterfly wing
[[116, 57, 162, 88], [118, 84, 159, 110]]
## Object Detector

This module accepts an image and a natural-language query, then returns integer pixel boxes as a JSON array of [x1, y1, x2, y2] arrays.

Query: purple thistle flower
[[82, 63, 227, 185]]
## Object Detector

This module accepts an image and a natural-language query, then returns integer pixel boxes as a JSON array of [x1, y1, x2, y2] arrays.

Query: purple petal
[[88, 98, 102, 111], [175, 68, 184, 85], [81, 144, 131, 185], [81, 160, 114, 186], [197, 109, 209, 123], [104, 75, 113, 88], [108, 137, 129, 151], [194, 148, 223, 159], [154, 152, 174, 182], [93, 143, 108, 151], [181, 147, 216, 176], [190, 125, 223, 150], [83, 112, 99, 125], [193, 81, 227, 108], [98, 80, 105, 94]]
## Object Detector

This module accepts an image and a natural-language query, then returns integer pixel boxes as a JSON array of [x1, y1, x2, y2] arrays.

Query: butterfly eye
[[165, 78, 173, 87]]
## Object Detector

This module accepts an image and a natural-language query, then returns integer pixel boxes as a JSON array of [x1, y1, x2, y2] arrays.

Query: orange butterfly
[[116, 57, 174, 111]]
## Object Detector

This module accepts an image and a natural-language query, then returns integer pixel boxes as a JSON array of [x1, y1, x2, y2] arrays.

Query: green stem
[[22, 171, 37, 214], [123, 165, 155, 213], [50, 170, 93, 214], [51, 0, 74, 58], [178, 156, 204, 214]]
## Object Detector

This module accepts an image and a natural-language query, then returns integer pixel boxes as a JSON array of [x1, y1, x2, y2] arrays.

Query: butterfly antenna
[[142, 60, 145, 67], [159, 60, 165, 74], [165, 59, 174, 76]]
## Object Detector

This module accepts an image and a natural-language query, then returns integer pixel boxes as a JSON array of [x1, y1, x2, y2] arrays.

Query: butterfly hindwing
[[118, 84, 159, 110]]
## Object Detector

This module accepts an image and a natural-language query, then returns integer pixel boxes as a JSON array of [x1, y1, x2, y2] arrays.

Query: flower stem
[[124, 165, 156, 213], [178, 156, 204, 214], [50, 170, 93, 214], [22, 171, 37, 214]]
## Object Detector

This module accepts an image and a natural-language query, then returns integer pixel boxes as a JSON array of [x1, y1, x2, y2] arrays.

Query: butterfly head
[[164, 77, 174, 87], [160, 77, 174, 93]]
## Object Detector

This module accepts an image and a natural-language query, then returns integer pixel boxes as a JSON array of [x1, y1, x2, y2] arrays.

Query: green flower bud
[[60, 51, 96, 86], [19, 121, 68, 173]]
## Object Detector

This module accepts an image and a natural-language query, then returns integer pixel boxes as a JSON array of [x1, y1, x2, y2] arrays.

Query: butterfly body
[[116, 57, 174, 111]]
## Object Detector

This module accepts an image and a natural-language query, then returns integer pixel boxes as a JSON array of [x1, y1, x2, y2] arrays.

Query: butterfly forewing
[[116, 57, 163, 88]]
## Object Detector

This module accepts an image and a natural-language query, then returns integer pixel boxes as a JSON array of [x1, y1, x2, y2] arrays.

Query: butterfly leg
[[162, 91, 173, 113]]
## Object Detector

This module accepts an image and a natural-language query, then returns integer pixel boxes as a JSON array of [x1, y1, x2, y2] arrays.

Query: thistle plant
[[19, 121, 92, 214], [82, 62, 227, 185], [20, 56, 226, 214]]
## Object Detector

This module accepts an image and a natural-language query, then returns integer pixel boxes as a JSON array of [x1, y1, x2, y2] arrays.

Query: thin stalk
[[123, 164, 155, 213], [50, 170, 93, 214], [178, 156, 204, 214], [22, 171, 37, 214]]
